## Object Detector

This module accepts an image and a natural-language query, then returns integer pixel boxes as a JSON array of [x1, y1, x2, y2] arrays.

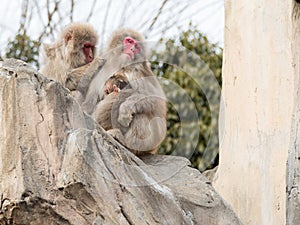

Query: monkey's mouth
[[85, 57, 94, 63], [125, 52, 134, 60]]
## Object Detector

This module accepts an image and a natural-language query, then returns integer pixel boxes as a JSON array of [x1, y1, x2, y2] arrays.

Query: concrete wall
[[214, 1, 300, 225]]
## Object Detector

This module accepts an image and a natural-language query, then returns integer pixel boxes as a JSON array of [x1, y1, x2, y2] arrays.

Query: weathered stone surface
[[0, 58, 242, 225]]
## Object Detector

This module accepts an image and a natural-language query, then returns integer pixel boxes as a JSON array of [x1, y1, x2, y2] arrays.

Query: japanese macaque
[[90, 29, 167, 155], [39, 23, 105, 96], [94, 73, 130, 130], [81, 28, 149, 113], [103, 73, 130, 96]]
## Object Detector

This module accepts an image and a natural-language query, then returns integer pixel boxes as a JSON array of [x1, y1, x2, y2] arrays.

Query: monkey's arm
[[93, 93, 118, 130], [122, 93, 164, 112], [65, 57, 106, 93], [118, 93, 165, 127]]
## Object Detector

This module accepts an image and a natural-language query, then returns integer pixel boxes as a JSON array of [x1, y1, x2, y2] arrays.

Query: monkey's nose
[[128, 52, 134, 59], [87, 55, 93, 63]]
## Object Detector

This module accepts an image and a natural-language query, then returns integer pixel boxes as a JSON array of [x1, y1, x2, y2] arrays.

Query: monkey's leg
[[117, 94, 149, 127], [124, 116, 165, 153], [117, 94, 159, 127], [107, 128, 152, 156], [117, 101, 134, 127], [107, 129, 126, 145]]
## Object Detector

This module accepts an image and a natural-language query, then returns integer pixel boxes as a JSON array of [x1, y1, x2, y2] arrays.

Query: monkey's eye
[[84, 44, 93, 49]]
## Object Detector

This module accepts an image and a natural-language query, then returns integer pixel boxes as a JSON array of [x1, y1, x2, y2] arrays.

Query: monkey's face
[[82, 42, 95, 63], [63, 25, 98, 68], [123, 36, 141, 60], [67, 41, 96, 68], [66, 39, 96, 68], [105, 29, 147, 69], [104, 81, 114, 96]]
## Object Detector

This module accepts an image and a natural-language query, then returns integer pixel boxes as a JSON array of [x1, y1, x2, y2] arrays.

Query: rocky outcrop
[[0, 59, 241, 225]]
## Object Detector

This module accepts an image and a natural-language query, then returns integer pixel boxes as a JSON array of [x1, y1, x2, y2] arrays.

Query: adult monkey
[[93, 72, 166, 155], [88, 28, 167, 155], [40, 23, 105, 97]]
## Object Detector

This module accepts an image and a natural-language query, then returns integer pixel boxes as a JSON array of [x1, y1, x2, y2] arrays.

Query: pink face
[[123, 36, 141, 60], [104, 81, 112, 95], [83, 42, 94, 63]]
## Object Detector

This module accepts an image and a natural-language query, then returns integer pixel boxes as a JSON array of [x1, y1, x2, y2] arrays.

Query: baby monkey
[[103, 73, 130, 96]]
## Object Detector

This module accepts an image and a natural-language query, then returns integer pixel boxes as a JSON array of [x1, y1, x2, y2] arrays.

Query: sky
[[0, 0, 224, 55]]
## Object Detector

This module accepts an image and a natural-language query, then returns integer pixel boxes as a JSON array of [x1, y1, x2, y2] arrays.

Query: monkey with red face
[[40, 23, 105, 96], [90, 29, 167, 155]]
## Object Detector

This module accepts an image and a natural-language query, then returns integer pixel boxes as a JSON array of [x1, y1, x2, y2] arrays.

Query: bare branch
[[101, 0, 113, 48], [150, 3, 189, 38], [86, 0, 97, 22], [136, 5, 159, 32], [126, 0, 144, 23], [147, 0, 168, 32], [70, 0, 74, 22], [119, 0, 131, 27], [33, 0, 46, 28], [37, 0, 60, 42], [18, 0, 30, 34]]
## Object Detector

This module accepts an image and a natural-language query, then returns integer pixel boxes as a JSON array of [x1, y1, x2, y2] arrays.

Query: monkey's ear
[[64, 31, 73, 44]]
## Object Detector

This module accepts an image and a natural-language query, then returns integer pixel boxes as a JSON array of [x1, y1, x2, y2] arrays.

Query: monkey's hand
[[90, 56, 106, 72], [65, 57, 105, 92], [118, 102, 134, 127]]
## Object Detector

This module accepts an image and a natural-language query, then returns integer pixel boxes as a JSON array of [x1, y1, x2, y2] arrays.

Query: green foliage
[[5, 33, 40, 68], [151, 24, 222, 171]]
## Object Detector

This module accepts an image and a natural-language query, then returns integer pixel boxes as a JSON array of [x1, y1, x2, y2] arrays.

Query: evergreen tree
[[151, 24, 222, 171]]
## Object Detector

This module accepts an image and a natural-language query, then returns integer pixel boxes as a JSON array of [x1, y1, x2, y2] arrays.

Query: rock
[[202, 166, 218, 183], [0, 59, 242, 225]]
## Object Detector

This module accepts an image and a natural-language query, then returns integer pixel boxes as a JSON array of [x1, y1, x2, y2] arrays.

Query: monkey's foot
[[118, 113, 133, 127], [107, 129, 126, 145]]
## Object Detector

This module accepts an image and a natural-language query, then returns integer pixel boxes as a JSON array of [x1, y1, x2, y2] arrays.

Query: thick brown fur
[[91, 29, 167, 155], [40, 23, 104, 92]]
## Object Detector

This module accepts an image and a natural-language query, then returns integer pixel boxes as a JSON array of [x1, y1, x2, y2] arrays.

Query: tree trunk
[[214, 1, 300, 225]]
